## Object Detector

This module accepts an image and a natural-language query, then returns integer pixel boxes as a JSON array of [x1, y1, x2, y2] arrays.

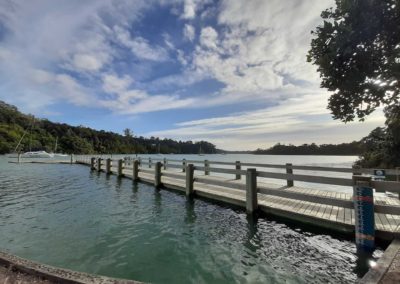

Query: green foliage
[[308, 0, 400, 122], [0, 101, 217, 155], [254, 142, 365, 156], [357, 106, 400, 167]]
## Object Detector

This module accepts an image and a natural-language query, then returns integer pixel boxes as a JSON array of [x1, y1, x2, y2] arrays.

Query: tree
[[123, 128, 134, 137], [308, 0, 400, 122]]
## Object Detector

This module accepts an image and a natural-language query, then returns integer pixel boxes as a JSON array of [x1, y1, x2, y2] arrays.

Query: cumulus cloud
[[183, 24, 195, 41], [0, 0, 385, 149]]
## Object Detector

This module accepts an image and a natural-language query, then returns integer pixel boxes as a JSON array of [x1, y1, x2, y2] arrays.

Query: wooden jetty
[[74, 156, 400, 241]]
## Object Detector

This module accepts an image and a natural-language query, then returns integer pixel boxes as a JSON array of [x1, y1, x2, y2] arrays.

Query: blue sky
[[0, 0, 385, 150]]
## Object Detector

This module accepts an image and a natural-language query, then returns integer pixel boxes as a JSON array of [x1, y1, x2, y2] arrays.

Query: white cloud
[[71, 53, 106, 72], [148, 94, 385, 150], [183, 24, 195, 41], [181, 0, 196, 19], [199, 26, 219, 49], [114, 26, 169, 61], [102, 73, 133, 94]]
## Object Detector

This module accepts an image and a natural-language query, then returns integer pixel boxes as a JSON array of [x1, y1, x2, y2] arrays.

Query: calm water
[[0, 155, 382, 283]]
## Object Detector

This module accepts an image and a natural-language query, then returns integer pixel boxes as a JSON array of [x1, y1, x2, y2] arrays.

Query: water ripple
[[0, 156, 382, 283]]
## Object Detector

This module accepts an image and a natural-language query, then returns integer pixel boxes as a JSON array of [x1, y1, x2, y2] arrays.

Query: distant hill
[[253, 142, 365, 156], [0, 101, 217, 155]]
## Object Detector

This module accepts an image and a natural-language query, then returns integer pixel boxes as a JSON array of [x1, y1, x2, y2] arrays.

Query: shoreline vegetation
[[0, 100, 388, 161]]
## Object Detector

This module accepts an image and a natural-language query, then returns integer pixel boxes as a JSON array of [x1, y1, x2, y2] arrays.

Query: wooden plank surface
[[76, 162, 400, 235]]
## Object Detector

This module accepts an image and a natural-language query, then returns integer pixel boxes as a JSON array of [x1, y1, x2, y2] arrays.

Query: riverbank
[[0, 251, 139, 284]]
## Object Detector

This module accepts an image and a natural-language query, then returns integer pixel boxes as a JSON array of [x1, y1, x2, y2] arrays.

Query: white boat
[[22, 151, 54, 158]]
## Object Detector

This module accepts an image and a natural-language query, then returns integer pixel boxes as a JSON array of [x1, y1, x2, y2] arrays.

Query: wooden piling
[[186, 164, 194, 197], [148, 157, 152, 168], [17, 153, 21, 164], [105, 158, 111, 174], [286, 163, 294, 187], [155, 162, 162, 188], [97, 158, 102, 172], [163, 158, 167, 170], [353, 175, 375, 252], [182, 159, 186, 173], [90, 157, 96, 170], [235, 161, 241, 180], [70, 154, 74, 164], [204, 160, 210, 175], [117, 159, 123, 177], [133, 160, 139, 181], [246, 168, 258, 214]]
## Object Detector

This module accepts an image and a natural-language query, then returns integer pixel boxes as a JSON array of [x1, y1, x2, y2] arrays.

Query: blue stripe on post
[[353, 184, 375, 253]]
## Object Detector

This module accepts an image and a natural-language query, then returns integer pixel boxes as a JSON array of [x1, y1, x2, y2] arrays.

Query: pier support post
[[97, 158, 102, 172], [352, 175, 375, 253], [352, 165, 362, 176], [70, 154, 74, 164], [235, 161, 241, 180], [117, 159, 123, 177], [246, 168, 258, 214], [163, 158, 167, 170], [106, 158, 111, 174], [148, 157, 152, 168], [133, 160, 139, 181], [204, 160, 210, 175], [182, 159, 186, 173], [138, 157, 141, 167], [90, 157, 96, 170], [286, 163, 294, 187], [17, 153, 21, 164], [155, 162, 162, 188], [186, 164, 194, 197]]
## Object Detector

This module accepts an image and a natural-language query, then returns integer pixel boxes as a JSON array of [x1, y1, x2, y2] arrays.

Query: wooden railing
[[75, 156, 400, 250]]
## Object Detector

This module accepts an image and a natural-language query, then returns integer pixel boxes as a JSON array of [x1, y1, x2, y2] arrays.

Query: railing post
[[182, 159, 186, 173], [204, 160, 209, 175], [97, 158, 102, 172], [133, 160, 139, 181], [149, 157, 152, 168], [106, 158, 111, 174], [186, 164, 194, 197], [352, 165, 362, 176], [352, 175, 375, 253], [163, 158, 167, 170], [286, 163, 294, 187], [90, 157, 96, 170], [117, 159, 123, 177], [246, 168, 258, 214], [155, 161, 162, 188], [235, 161, 241, 180]]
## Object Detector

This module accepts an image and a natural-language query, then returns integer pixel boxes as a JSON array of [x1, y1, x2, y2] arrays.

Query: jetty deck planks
[[75, 158, 400, 239]]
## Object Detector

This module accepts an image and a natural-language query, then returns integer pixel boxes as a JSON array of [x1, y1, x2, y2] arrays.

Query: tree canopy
[[0, 101, 218, 155], [308, 0, 400, 122]]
